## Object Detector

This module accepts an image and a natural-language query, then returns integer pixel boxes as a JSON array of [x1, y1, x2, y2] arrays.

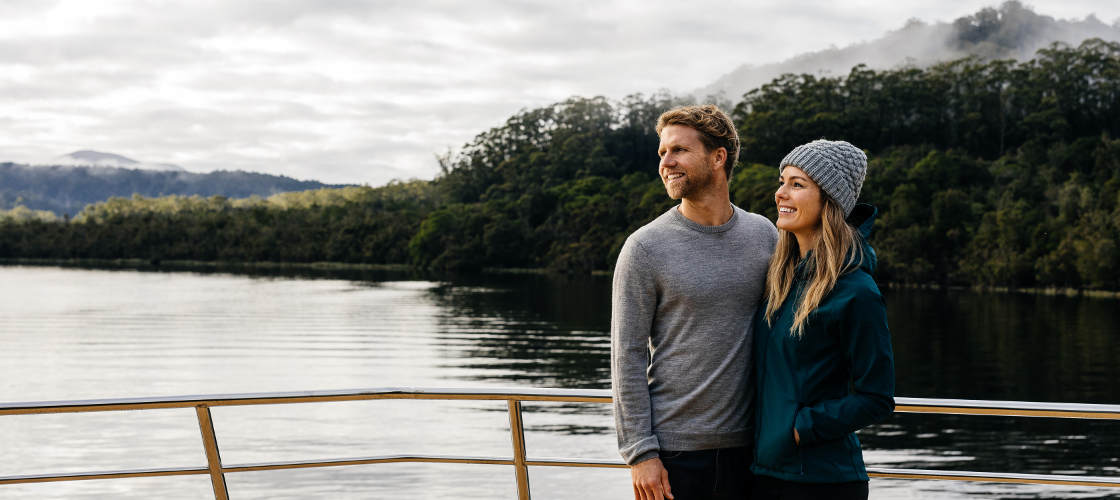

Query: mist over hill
[[697, 1, 1120, 101], [0, 162, 348, 216], [47, 150, 187, 172]]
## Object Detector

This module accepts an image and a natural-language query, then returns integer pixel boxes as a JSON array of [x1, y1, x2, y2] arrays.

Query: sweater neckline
[[669, 204, 739, 234]]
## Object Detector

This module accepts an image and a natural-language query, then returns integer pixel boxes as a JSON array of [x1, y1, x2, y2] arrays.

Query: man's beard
[[664, 168, 713, 200]]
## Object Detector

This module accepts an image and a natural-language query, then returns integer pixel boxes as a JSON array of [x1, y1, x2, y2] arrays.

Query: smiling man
[[611, 104, 777, 500]]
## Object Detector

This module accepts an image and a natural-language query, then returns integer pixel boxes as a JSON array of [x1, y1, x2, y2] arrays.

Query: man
[[611, 104, 777, 500]]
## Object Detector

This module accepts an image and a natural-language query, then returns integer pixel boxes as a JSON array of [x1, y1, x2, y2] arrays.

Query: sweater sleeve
[[794, 282, 895, 446], [610, 237, 661, 465]]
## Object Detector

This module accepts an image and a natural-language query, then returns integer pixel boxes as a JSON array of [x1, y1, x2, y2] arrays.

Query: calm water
[[1, 265, 1118, 499]]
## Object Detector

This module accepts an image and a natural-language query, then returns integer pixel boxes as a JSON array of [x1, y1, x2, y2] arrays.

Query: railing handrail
[[0, 387, 613, 415], [2, 387, 1119, 498], [4, 388, 1120, 417]]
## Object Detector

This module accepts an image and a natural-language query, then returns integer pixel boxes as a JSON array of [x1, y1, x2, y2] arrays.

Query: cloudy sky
[[2, 1, 1118, 186]]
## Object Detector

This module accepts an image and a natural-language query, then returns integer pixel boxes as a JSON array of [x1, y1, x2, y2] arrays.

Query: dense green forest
[[3, 39, 1120, 289]]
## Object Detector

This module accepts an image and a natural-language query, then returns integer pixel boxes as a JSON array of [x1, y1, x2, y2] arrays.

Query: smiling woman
[[752, 139, 894, 500]]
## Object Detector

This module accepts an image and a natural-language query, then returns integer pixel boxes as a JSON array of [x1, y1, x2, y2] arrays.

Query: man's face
[[657, 125, 722, 200]]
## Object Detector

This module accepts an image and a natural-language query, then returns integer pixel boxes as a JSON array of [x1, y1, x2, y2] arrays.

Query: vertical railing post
[[507, 399, 531, 500], [195, 404, 230, 500]]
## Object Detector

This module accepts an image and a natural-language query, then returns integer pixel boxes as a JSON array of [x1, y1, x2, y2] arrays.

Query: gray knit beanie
[[779, 139, 867, 216]]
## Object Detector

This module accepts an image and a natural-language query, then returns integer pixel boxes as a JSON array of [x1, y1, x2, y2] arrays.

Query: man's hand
[[631, 457, 673, 500], [794, 427, 800, 446]]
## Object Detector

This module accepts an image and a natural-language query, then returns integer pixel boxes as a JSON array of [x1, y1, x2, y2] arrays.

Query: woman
[[751, 139, 895, 499]]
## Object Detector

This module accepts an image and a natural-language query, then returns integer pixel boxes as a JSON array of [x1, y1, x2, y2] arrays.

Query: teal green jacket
[[751, 204, 895, 483]]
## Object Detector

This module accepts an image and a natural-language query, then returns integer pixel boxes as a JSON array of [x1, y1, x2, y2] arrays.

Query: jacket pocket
[[755, 402, 803, 475]]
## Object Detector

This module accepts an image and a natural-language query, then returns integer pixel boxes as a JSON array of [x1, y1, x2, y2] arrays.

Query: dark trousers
[[751, 474, 868, 500], [658, 446, 752, 500]]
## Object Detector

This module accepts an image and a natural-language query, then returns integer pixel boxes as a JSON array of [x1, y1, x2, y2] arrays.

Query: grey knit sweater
[[611, 204, 777, 465]]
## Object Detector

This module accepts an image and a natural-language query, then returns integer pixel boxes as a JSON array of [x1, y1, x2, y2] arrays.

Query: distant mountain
[[0, 162, 350, 216], [696, 1, 1120, 101]]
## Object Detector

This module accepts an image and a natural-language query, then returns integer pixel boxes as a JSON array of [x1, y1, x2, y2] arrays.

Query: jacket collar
[[846, 203, 878, 275]]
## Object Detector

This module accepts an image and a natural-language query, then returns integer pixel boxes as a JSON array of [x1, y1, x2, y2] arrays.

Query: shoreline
[[880, 281, 1120, 299], [3, 258, 1118, 298], [0, 257, 412, 273]]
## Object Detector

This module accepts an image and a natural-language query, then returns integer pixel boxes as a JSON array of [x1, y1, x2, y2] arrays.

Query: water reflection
[[424, 274, 612, 389], [888, 288, 1120, 404]]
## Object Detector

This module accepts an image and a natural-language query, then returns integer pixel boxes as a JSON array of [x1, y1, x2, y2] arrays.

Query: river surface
[[1, 265, 1118, 499]]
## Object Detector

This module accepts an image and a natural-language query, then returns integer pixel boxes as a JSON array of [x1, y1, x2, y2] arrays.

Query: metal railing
[[2, 388, 1119, 498]]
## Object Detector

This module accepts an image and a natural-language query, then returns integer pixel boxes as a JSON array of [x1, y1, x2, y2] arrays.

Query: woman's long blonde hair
[[764, 197, 865, 336]]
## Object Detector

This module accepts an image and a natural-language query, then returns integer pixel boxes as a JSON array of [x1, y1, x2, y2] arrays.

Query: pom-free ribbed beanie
[[779, 139, 867, 216]]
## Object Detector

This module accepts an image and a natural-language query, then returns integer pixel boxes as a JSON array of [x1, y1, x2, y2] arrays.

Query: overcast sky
[[2, 1, 1118, 186]]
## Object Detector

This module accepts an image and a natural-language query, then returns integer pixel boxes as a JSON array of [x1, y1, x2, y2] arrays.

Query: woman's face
[[775, 165, 824, 238]]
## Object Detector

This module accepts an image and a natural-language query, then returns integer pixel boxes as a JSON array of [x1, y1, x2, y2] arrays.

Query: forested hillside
[[3, 39, 1120, 289]]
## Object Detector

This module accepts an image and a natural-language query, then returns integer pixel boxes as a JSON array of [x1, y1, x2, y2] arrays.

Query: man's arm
[[610, 237, 660, 465], [612, 237, 671, 499]]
